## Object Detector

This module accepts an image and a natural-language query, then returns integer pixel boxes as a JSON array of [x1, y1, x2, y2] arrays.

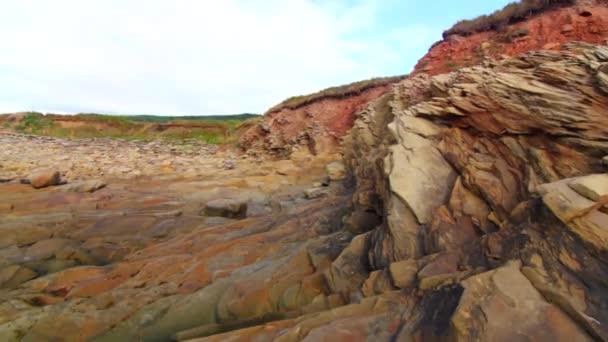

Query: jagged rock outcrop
[[2, 16, 608, 342], [339, 41, 608, 340], [139, 41, 608, 342]]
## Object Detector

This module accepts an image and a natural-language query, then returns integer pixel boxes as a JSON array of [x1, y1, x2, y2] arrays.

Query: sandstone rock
[[361, 269, 396, 297], [540, 178, 608, 250], [417, 252, 460, 290], [451, 261, 592, 341], [61, 180, 106, 193], [0, 265, 37, 289], [326, 161, 346, 181], [388, 145, 456, 224], [569, 174, 608, 201], [304, 187, 328, 199], [203, 199, 247, 219], [28, 169, 61, 189], [388, 259, 418, 289], [24, 238, 74, 261]]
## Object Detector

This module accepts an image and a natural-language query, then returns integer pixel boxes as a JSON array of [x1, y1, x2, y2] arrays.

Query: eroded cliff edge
[[341, 41, 608, 340]]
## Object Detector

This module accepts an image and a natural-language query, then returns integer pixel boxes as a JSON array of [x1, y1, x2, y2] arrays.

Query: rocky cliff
[[134, 40, 608, 342], [414, 1, 608, 76], [337, 41, 608, 340], [240, 77, 404, 157], [2, 3, 608, 342]]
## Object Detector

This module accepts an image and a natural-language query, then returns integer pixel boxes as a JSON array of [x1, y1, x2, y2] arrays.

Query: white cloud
[[0, 0, 437, 115]]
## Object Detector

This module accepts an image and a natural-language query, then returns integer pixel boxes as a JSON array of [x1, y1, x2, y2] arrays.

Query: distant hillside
[[73, 113, 261, 122], [0, 112, 261, 144]]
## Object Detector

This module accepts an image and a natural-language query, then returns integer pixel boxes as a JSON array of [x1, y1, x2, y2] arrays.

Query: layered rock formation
[[187, 41, 608, 341], [340, 41, 608, 340], [2, 4, 608, 342], [414, 2, 608, 76]]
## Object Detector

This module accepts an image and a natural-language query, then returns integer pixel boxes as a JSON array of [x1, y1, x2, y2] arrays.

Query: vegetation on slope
[[443, 0, 576, 39], [78, 113, 260, 122], [1, 112, 260, 145], [267, 75, 406, 114]]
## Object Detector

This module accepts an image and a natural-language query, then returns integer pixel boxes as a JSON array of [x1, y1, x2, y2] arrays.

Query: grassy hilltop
[[0, 112, 261, 145]]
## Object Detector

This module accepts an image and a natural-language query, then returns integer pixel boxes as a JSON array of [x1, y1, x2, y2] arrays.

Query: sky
[[0, 0, 513, 116]]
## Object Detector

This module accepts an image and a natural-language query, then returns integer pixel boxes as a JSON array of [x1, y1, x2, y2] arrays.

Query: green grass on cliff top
[[443, 0, 576, 38], [2, 112, 260, 145], [267, 75, 406, 114]]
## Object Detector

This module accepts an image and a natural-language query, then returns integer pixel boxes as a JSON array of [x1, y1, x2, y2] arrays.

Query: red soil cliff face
[[240, 85, 392, 156], [414, 5, 608, 76], [244, 3, 608, 157]]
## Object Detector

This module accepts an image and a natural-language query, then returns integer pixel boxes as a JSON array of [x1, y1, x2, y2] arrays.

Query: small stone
[[603, 155, 608, 166], [203, 199, 247, 219], [28, 169, 61, 189], [326, 161, 346, 181], [223, 160, 235, 170], [561, 24, 574, 33], [305, 187, 328, 199]]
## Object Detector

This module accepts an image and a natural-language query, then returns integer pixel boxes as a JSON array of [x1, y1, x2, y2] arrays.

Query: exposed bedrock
[[338, 41, 608, 340], [2, 43, 608, 341]]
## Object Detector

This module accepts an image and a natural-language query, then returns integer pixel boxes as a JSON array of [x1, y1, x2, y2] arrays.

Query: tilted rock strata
[[340, 42, 608, 340], [2, 42, 608, 342]]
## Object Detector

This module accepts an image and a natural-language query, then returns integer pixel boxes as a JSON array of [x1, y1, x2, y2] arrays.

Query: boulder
[[203, 199, 247, 219], [28, 169, 61, 189], [326, 161, 346, 181], [451, 261, 592, 341], [388, 145, 456, 224]]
